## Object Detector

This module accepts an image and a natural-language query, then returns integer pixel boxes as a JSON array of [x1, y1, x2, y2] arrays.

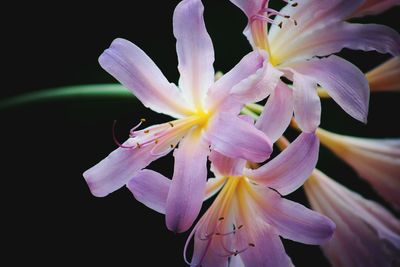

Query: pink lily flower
[[83, 0, 281, 233], [305, 170, 400, 267], [366, 56, 400, 92], [317, 128, 400, 210], [230, 0, 400, 135], [128, 130, 335, 266]]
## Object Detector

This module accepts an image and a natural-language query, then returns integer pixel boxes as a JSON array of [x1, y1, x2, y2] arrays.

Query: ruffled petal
[[244, 132, 319, 195], [127, 169, 170, 214], [205, 113, 272, 163], [98, 38, 193, 118], [256, 187, 336, 245], [367, 56, 400, 92], [291, 73, 321, 132], [165, 130, 210, 233], [174, 0, 215, 109], [290, 55, 370, 123], [83, 139, 159, 197], [352, 0, 400, 18], [206, 50, 269, 114], [256, 81, 293, 143]]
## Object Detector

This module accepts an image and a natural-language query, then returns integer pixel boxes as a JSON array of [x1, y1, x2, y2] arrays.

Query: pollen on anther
[[169, 122, 174, 127], [144, 130, 150, 134], [218, 217, 225, 221], [170, 144, 174, 148], [136, 142, 141, 148], [291, 2, 298, 7], [140, 118, 146, 123], [155, 139, 159, 144], [248, 243, 255, 247]]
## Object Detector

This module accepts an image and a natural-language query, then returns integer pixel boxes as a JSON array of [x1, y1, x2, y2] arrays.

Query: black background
[[1, 1, 399, 266]]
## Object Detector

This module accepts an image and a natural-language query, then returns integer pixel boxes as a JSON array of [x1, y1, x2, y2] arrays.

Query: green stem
[[245, 103, 264, 115], [240, 107, 259, 120], [0, 84, 134, 109]]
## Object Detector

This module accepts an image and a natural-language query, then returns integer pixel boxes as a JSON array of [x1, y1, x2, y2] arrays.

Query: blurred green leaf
[[0, 84, 135, 109]]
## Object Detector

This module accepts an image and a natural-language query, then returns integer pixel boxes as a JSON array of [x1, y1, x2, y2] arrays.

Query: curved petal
[[174, 0, 215, 109], [98, 38, 193, 118], [239, 225, 293, 267], [245, 132, 319, 195], [83, 139, 159, 197], [367, 56, 400, 92], [127, 169, 170, 214], [290, 55, 370, 123], [292, 73, 321, 132], [205, 113, 272, 163], [206, 50, 269, 114], [209, 150, 246, 177], [165, 130, 209, 233], [256, 81, 293, 143], [277, 22, 400, 63], [228, 0, 265, 19], [352, 0, 400, 18], [256, 187, 336, 245], [269, 0, 364, 58], [230, 59, 282, 106]]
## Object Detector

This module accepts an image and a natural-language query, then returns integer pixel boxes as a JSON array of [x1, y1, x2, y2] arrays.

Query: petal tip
[[83, 171, 109, 198]]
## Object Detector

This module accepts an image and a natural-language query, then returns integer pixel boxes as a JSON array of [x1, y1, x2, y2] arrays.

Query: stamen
[[112, 120, 136, 149], [129, 118, 146, 137]]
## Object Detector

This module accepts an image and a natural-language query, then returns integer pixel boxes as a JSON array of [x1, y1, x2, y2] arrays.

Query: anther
[[249, 243, 255, 247], [169, 122, 174, 127], [129, 118, 146, 136], [218, 217, 224, 221], [144, 130, 150, 134]]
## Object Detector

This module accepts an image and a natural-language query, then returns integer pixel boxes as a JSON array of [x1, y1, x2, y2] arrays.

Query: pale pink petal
[[127, 169, 170, 214], [209, 150, 246, 177], [352, 0, 400, 18], [290, 56, 370, 123], [367, 56, 400, 92], [228, 0, 265, 18], [204, 176, 227, 201], [304, 170, 400, 267], [238, 224, 293, 267], [318, 129, 400, 209], [244, 132, 319, 195], [269, 0, 364, 57], [292, 73, 321, 132], [256, 81, 293, 143], [230, 59, 282, 104], [83, 139, 159, 197], [205, 113, 272, 163], [174, 0, 214, 108], [98, 38, 193, 118], [165, 130, 210, 233], [256, 187, 336, 245], [206, 51, 269, 114], [277, 22, 400, 63]]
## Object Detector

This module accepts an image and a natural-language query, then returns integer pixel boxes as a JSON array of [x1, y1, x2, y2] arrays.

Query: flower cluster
[[84, 0, 400, 266]]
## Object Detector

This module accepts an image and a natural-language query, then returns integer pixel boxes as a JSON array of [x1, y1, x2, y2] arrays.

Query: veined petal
[[304, 170, 400, 267], [317, 128, 400, 209], [209, 150, 246, 177], [239, 225, 293, 267], [83, 139, 159, 197], [366, 56, 400, 92], [276, 22, 400, 63], [244, 132, 319, 195], [269, 0, 364, 59], [98, 38, 193, 118], [290, 56, 370, 123], [256, 81, 293, 143], [174, 0, 214, 109], [256, 187, 335, 245], [292, 73, 321, 132], [127, 170, 170, 214], [352, 0, 400, 18], [206, 50, 269, 114], [205, 113, 272, 163], [166, 130, 209, 233], [230, 59, 282, 106]]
